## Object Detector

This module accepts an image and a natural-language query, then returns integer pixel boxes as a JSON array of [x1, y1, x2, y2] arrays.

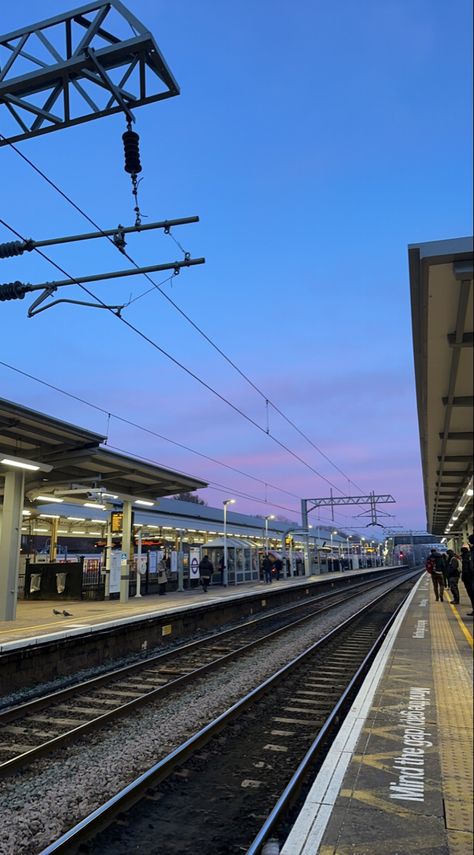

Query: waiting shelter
[[0, 397, 207, 620], [203, 536, 260, 585]]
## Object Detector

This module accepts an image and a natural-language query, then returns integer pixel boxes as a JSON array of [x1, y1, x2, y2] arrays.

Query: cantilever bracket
[[28, 295, 125, 318], [27, 286, 57, 316]]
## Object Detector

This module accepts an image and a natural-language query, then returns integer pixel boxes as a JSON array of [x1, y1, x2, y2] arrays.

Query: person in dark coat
[[199, 555, 213, 593], [440, 551, 449, 587], [460, 546, 473, 615], [445, 549, 461, 604], [426, 548, 446, 602], [273, 557, 283, 580], [262, 554, 273, 583]]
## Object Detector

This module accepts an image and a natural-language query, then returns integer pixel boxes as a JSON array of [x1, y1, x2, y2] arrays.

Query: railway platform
[[281, 572, 473, 855], [0, 565, 406, 695], [0, 565, 397, 653]]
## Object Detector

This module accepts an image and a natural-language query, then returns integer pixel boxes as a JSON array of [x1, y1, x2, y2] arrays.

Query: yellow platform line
[[450, 604, 474, 648], [431, 598, 473, 850]]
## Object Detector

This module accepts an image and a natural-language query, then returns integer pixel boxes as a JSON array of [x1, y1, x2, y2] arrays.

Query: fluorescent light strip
[[67, 516, 85, 521], [134, 499, 154, 507], [36, 495, 64, 503], [1, 458, 39, 471], [84, 503, 106, 510]]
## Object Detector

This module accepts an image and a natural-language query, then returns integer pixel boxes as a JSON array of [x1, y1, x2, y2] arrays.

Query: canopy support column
[[0, 469, 25, 620]]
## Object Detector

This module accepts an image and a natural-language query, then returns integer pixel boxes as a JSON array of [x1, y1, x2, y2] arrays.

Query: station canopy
[[0, 398, 207, 503], [409, 237, 473, 536]]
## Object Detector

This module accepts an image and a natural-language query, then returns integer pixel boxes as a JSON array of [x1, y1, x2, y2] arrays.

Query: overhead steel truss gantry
[[0, 0, 179, 145], [0, 2, 205, 317], [301, 492, 396, 531]]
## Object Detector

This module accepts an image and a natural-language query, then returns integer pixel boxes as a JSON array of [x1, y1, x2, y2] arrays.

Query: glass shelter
[[202, 537, 259, 585]]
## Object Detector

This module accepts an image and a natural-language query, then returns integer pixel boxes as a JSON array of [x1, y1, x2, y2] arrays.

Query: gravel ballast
[[0, 580, 407, 855]]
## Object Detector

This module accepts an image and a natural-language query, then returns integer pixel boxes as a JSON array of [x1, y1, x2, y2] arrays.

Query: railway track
[[38, 573, 417, 855], [0, 570, 407, 775]]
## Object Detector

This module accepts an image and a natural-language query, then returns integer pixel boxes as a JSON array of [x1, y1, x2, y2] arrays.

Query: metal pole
[[135, 528, 142, 597], [300, 501, 310, 576], [120, 500, 132, 603], [21, 217, 200, 251], [105, 520, 112, 598], [14, 256, 206, 292], [223, 503, 228, 587], [264, 517, 269, 553], [177, 529, 184, 592]]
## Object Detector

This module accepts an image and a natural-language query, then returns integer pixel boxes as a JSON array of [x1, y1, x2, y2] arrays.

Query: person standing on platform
[[273, 557, 283, 580], [460, 546, 474, 615], [157, 557, 168, 595], [199, 554, 213, 593], [262, 553, 273, 583], [445, 549, 461, 604], [426, 548, 446, 602], [440, 551, 449, 587]]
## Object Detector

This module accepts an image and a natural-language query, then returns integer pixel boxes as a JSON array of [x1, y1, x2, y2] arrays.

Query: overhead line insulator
[[122, 128, 142, 175], [0, 240, 33, 259], [0, 281, 29, 301]]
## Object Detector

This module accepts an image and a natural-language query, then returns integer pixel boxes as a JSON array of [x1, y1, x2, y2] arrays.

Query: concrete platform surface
[[281, 573, 473, 855]]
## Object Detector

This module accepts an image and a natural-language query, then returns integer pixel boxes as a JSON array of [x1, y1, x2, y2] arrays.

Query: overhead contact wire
[[0, 135, 362, 493]]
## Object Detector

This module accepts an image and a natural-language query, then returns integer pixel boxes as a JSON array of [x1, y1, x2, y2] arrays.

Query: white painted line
[[280, 575, 423, 855]]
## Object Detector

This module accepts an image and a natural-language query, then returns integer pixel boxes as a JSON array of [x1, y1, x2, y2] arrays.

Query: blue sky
[[0, 0, 472, 533]]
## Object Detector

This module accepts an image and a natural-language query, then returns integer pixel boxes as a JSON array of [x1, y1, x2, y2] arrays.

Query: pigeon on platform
[[62, 610, 73, 617], [52, 609, 61, 615]]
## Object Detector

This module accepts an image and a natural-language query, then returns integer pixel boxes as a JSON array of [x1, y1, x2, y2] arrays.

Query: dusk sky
[[0, 0, 472, 535]]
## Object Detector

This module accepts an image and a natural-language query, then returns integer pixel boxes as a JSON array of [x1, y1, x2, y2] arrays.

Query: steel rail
[[37, 571, 419, 855], [0, 568, 401, 722], [244, 585, 411, 853], [0, 573, 403, 775]]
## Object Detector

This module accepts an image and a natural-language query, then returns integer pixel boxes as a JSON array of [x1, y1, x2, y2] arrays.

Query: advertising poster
[[109, 550, 122, 593], [170, 551, 178, 574]]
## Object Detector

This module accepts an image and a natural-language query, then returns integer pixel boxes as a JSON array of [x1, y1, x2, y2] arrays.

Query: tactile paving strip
[[430, 601, 473, 850]]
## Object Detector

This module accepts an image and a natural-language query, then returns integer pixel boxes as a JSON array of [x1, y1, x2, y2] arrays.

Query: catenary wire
[[106, 443, 355, 529], [0, 216, 348, 495], [0, 133, 364, 494], [0, 357, 356, 525]]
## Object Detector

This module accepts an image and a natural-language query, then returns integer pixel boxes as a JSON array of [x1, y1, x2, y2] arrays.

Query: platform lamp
[[223, 499, 235, 587], [264, 514, 275, 554]]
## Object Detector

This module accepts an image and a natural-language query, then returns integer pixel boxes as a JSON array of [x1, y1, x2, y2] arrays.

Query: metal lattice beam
[[306, 494, 395, 509], [0, 1, 179, 146]]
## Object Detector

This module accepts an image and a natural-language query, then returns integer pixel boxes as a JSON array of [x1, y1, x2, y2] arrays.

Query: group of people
[[425, 536, 474, 615], [198, 552, 287, 591]]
